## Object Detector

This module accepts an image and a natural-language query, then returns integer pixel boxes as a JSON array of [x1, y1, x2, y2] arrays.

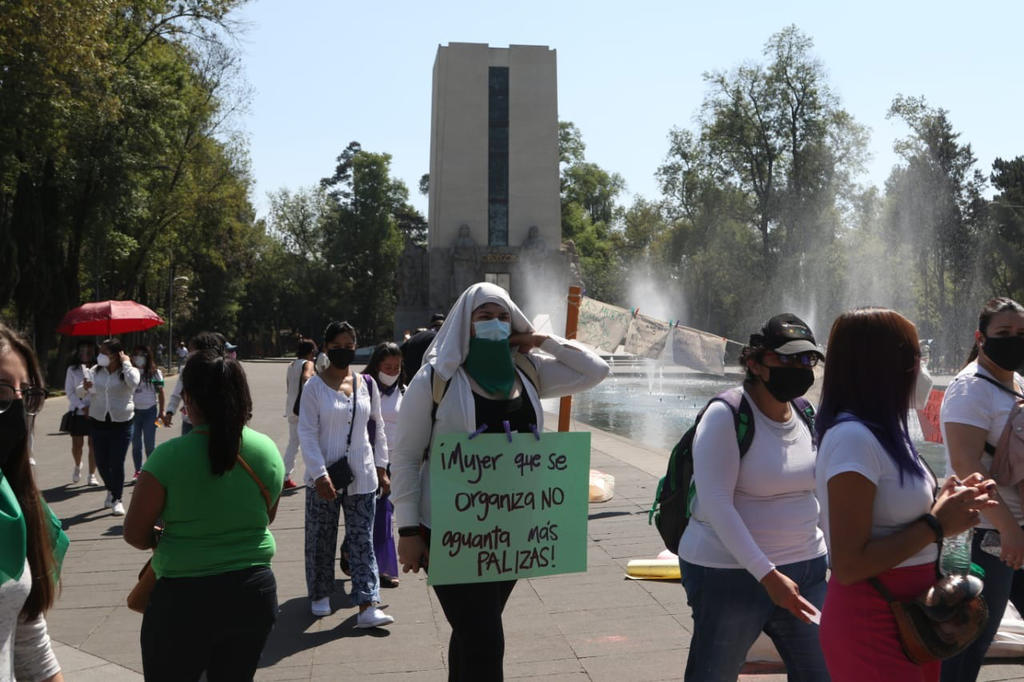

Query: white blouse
[[0, 560, 61, 681], [298, 373, 388, 495], [76, 361, 140, 423]]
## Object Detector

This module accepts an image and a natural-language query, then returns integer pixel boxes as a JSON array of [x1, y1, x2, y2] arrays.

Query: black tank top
[[472, 387, 537, 434]]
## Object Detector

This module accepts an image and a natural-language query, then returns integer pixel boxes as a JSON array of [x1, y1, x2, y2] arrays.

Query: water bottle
[[940, 528, 973, 575], [939, 486, 974, 576], [980, 530, 1002, 557]]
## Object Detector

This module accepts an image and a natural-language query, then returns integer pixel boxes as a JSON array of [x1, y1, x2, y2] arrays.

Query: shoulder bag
[[127, 453, 274, 613], [324, 374, 359, 493]]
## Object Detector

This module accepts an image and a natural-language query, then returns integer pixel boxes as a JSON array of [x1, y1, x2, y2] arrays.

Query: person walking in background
[[677, 314, 829, 682], [392, 282, 609, 680], [940, 297, 1024, 682], [130, 345, 165, 480], [282, 338, 317, 490], [175, 341, 187, 374], [0, 323, 68, 681], [78, 338, 138, 516], [361, 342, 404, 588], [64, 339, 98, 485], [124, 350, 284, 681], [400, 313, 445, 385], [814, 308, 995, 682], [298, 321, 393, 627], [164, 332, 226, 436]]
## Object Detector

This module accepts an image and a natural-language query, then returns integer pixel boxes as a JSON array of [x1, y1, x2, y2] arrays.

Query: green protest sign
[[428, 432, 591, 586]]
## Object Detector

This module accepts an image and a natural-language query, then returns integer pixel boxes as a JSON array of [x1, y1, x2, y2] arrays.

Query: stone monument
[[395, 43, 579, 337]]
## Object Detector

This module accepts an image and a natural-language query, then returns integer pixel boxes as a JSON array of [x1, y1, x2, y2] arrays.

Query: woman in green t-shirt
[[125, 350, 284, 681]]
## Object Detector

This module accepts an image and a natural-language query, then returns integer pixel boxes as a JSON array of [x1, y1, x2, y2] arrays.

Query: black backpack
[[648, 387, 816, 553]]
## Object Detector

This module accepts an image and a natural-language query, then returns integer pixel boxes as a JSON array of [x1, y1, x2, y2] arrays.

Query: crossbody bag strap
[[345, 373, 359, 453], [236, 454, 272, 513], [868, 577, 897, 603], [973, 372, 1024, 400]]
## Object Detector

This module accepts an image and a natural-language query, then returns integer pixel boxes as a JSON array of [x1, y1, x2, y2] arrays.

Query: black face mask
[[0, 401, 27, 470], [327, 348, 355, 369], [982, 335, 1024, 372], [763, 367, 815, 403]]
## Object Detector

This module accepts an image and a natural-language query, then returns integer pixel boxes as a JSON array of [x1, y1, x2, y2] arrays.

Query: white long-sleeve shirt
[[390, 336, 610, 529], [298, 373, 387, 494], [677, 391, 827, 581], [64, 366, 90, 415], [76, 361, 140, 423]]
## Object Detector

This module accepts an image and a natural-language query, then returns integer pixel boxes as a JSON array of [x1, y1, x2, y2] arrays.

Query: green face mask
[[464, 337, 516, 398], [0, 474, 27, 584]]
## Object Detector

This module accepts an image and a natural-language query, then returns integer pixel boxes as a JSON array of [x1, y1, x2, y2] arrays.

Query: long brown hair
[[815, 308, 924, 483], [0, 323, 57, 618]]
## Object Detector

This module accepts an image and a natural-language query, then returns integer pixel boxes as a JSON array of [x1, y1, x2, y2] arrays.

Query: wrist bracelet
[[398, 526, 421, 538], [920, 513, 944, 543]]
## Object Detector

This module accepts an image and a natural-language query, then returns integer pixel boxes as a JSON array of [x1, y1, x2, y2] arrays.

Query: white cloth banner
[[671, 325, 726, 375], [577, 297, 632, 352], [624, 313, 671, 359]]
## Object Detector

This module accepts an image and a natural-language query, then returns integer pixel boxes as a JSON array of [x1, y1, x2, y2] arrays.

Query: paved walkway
[[30, 361, 1024, 680]]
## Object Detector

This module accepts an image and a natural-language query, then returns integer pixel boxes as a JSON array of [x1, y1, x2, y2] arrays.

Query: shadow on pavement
[[259, 588, 391, 668]]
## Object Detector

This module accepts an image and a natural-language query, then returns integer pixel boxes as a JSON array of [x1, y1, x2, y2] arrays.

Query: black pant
[[141, 566, 277, 681], [90, 418, 131, 501], [433, 580, 517, 682]]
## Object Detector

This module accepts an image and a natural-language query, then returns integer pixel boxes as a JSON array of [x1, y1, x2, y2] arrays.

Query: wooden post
[[558, 285, 582, 432]]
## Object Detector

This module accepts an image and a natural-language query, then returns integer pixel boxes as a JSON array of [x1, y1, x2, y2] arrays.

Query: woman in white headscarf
[[391, 282, 609, 681]]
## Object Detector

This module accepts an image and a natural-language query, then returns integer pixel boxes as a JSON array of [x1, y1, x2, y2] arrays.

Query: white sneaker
[[72, 465, 82, 483], [104, 492, 113, 509], [111, 500, 125, 516], [88, 474, 100, 486], [355, 607, 394, 629], [310, 597, 331, 617]]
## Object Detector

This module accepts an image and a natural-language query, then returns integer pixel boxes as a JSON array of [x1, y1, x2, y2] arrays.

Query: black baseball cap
[[750, 313, 823, 357]]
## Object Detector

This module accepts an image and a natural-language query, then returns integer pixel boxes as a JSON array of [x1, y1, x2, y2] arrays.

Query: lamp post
[[168, 275, 189, 373]]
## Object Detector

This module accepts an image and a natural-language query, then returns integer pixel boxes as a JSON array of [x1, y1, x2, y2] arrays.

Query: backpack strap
[[711, 387, 755, 456], [514, 353, 540, 394], [791, 396, 817, 448]]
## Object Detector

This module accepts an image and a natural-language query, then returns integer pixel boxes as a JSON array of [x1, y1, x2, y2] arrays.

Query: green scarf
[[0, 473, 26, 584], [465, 338, 516, 398]]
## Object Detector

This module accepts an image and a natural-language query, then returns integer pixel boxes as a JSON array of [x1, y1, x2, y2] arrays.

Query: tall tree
[[883, 95, 986, 367]]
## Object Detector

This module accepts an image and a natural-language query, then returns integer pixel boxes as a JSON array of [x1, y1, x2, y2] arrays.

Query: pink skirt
[[819, 563, 940, 682]]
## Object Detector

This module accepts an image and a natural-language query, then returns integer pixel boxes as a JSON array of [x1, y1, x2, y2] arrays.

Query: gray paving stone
[[25, 362, 1024, 680]]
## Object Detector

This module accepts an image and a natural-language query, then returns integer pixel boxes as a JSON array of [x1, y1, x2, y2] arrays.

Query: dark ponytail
[[181, 351, 252, 475], [964, 297, 1024, 366]]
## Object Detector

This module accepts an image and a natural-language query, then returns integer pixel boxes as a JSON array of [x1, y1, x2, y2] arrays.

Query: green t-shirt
[[143, 426, 285, 579]]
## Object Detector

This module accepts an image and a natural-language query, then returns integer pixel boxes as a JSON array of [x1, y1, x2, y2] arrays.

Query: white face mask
[[96, 353, 111, 368], [133, 355, 146, 368], [379, 372, 400, 386]]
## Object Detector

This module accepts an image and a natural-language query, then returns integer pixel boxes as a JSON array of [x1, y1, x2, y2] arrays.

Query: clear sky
[[236, 0, 1021, 219]]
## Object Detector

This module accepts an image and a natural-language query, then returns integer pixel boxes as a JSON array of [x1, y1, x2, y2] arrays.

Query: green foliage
[[0, 0, 254, 379]]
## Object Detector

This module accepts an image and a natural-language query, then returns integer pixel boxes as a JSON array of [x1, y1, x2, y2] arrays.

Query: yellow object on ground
[[625, 559, 681, 580]]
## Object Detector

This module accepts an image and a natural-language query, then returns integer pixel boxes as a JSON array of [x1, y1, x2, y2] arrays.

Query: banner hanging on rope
[[671, 325, 727, 376], [576, 297, 632, 352], [624, 312, 671, 359]]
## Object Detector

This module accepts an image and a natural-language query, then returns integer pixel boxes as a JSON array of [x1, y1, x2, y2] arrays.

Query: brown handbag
[[869, 571, 988, 664], [126, 454, 273, 613]]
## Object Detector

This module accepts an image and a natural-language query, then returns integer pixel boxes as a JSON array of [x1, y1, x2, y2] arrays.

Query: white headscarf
[[423, 282, 534, 380]]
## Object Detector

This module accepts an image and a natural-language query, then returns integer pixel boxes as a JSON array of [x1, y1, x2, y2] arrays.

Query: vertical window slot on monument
[[488, 66, 510, 247], [485, 273, 511, 291]]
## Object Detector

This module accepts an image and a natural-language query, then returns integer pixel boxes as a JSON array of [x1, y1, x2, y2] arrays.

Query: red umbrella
[[57, 300, 164, 337]]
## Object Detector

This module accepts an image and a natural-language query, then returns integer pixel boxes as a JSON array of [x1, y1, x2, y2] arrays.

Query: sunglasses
[[766, 351, 820, 368], [0, 382, 47, 416]]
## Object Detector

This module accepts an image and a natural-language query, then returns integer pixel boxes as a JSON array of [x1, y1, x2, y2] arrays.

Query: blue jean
[[91, 419, 132, 502], [681, 556, 830, 682], [941, 528, 1024, 682], [131, 405, 158, 472]]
